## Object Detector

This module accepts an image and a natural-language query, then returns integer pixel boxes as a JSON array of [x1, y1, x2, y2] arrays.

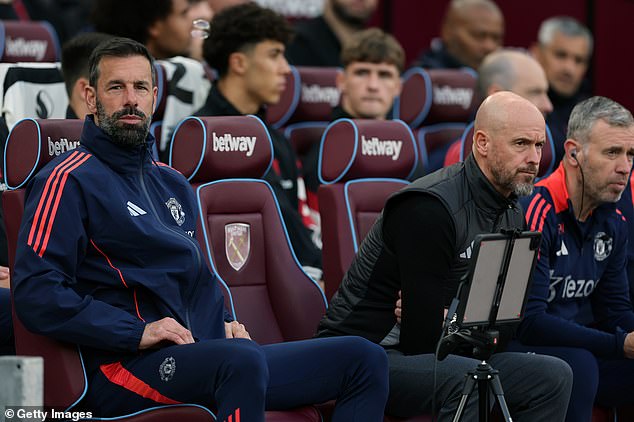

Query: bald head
[[441, 0, 504, 69], [473, 91, 546, 197], [478, 49, 552, 115]]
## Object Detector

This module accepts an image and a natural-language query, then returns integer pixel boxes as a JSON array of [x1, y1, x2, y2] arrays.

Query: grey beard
[[513, 183, 535, 197], [96, 102, 150, 149]]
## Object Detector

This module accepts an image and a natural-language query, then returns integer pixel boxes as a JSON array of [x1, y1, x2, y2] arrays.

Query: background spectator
[[91, 0, 193, 59], [286, 0, 378, 67], [61, 32, 114, 119], [530, 16, 593, 165], [415, 0, 504, 70]]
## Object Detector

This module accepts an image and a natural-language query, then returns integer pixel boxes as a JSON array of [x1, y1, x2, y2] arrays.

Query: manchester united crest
[[594, 232, 612, 261], [159, 356, 176, 381], [225, 223, 250, 271], [165, 197, 185, 226]]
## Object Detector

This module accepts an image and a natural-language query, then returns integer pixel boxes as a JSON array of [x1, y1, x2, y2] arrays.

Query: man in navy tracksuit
[[11, 37, 389, 421], [511, 96, 634, 421]]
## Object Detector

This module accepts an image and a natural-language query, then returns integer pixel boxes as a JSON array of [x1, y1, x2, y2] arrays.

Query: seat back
[[395, 68, 478, 172], [272, 66, 341, 170], [170, 115, 327, 344], [0, 20, 60, 63], [416, 122, 467, 172], [459, 121, 556, 178], [394, 67, 479, 129], [318, 118, 417, 299], [3, 118, 85, 410], [267, 65, 341, 131]]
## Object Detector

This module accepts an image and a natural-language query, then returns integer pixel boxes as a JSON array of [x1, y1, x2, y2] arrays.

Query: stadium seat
[[394, 67, 478, 129], [454, 121, 556, 178], [394, 67, 478, 172], [2, 118, 215, 421], [317, 118, 418, 300], [417, 122, 467, 173], [0, 20, 60, 62], [170, 115, 325, 420], [267, 65, 340, 131]]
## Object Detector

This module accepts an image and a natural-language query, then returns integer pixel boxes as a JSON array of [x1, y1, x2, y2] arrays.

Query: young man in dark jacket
[[12, 37, 389, 421]]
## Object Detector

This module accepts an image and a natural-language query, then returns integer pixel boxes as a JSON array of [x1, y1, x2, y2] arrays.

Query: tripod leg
[[489, 374, 513, 422], [479, 378, 490, 422], [452, 374, 477, 422]]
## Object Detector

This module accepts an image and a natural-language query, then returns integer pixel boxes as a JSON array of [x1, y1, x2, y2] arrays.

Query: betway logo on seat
[[4, 36, 48, 61], [48, 137, 80, 156], [433, 85, 473, 109], [361, 135, 402, 161], [212, 132, 256, 156], [301, 84, 340, 107]]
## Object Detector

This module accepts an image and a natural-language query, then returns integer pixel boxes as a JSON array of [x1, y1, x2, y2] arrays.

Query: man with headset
[[513, 96, 634, 422]]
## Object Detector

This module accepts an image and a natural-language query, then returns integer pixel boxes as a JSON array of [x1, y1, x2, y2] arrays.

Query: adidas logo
[[127, 201, 147, 217], [459, 240, 475, 259], [556, 240, 569, 256]]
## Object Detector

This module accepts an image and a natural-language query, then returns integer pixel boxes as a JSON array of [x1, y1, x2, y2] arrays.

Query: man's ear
[[85, 85, 97, 114], [228, 51, 248, 76], [473, 130, 489, 156], [73, 78, 89, 101], [564, 139, 580, 166], [147, 19, 163, 41]]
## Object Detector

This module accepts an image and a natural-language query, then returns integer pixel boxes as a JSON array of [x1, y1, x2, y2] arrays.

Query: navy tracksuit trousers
[[507, 342, 634, 422], [84, 336, 389, 421]]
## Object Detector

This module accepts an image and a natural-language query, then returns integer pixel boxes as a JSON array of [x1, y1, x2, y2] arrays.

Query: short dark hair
[[203, 2, 293, 77], [61, 32, 114, 97], [88, 37, 156, 88], [341, 28, 405, 73], [91, 0, 174, 45]]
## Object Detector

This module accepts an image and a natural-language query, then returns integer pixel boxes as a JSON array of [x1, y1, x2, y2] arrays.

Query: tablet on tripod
[[455, 230, 541, 329]]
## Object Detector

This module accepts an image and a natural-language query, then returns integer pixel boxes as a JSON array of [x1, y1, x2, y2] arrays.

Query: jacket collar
[[537, 162, 618, 223], [199, 83, 267, 121], [80, 115, 155, 174], [465, 154, 518, 214]]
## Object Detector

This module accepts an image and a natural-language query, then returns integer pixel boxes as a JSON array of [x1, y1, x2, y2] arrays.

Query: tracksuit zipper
[[137, 155, 202, 334]]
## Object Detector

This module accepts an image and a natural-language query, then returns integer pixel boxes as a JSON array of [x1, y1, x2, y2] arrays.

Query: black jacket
[[286, 16, 342, 67], [317, 155, 524, 355]]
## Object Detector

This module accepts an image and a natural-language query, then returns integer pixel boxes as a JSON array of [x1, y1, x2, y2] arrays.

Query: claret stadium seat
[[317, 118, 418, 300], [170, 114, 326, 420], [0, 20, 60, 63], [394, 67, 478, 172]]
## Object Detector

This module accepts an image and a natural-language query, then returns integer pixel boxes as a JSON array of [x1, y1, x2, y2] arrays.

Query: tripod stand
[[440, 328, 512, 422], [436, 230, 540, 421]]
